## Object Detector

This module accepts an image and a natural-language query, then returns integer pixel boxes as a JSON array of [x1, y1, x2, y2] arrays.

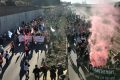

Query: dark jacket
[[33, 67, 41, 77]]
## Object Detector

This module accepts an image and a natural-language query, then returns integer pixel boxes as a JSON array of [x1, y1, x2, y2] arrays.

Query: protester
[[0, 16, 50, 79], [33, 65, 41, 80], [24, 60, 30, 80], [24, 45, 30, 58], [10, 41, 15, 55], [57, 63, 64, 80], [40, 63, 48, 80], [0, 36, 3, 45], [50, 65, 56, 80], [0, 45, 4, 55], [0, 54, 3, 68], [3, 51, 10, 63], [66, 14, 91, 71], [0, 54, 3, 74]]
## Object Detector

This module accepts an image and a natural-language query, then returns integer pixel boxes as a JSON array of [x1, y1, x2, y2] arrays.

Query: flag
[[50, 27, 55, 32], [31, 28, 34, 34], [17, 29, 20, 35]]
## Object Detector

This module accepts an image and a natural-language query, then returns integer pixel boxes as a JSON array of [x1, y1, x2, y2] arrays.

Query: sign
[[18, 35, 32, 42], [34, 36, 45, 43], [18, 35, 45, 43], [18, 35, 24, 42], [25, 36, 32, 42]]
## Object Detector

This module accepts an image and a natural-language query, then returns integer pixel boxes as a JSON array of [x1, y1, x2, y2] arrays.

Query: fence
[[88, 65, 120, 80]]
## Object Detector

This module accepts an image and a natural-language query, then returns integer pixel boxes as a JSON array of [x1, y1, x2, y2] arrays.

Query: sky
[[61, 0, 120, 4]]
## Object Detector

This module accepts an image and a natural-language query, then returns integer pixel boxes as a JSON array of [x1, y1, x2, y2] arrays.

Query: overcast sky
[[61, 0, 120, 4]]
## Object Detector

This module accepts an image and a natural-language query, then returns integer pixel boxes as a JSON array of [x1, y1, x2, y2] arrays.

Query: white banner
[[18, 35, 32, 42], [18, 35, 24, 42], [34, 36, 45, 43], [18, 35, 45, 43], [25, 36, 32, 42]]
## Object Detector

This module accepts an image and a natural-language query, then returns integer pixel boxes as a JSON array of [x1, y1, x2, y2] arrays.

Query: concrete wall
[[32, 0, 60, 6], [0, 9, 44, 34]]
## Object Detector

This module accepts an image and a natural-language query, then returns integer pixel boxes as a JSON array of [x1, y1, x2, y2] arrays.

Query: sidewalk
[[68, 50, 86, 80]]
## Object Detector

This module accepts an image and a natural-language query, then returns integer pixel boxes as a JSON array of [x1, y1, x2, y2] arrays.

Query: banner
[[18, 35, 45, 43], [18, 35, 32, 42], [25, 36, 32, 42], [18, 35, 24, 42], [34, 36, 45, 43]]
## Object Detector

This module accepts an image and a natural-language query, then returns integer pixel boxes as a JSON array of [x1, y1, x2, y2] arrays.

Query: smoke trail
[[89, 2, 120, 67]]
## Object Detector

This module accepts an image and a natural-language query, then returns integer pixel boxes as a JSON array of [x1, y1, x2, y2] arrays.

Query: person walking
[[0, 53, 3, 74], [0, 45, 4, 55], [24, 45, 30, 59], [10, 41, 15, 55], [57, 63, 64, 80], [33, 65, 41, 80], [50, 65, 56, 80], [24, 60, 30, 80], [3, 51, 10, 63], [41, 63, 48, 80]]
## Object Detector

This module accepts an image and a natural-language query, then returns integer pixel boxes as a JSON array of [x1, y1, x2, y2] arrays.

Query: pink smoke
[[89, 3, 119, 67]]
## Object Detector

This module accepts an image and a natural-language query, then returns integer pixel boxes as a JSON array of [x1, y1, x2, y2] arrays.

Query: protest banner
[[33, 36, 45, 43], [18, 35, 32, 42]]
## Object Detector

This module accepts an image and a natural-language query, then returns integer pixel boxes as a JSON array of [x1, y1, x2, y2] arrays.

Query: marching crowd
[[66, 14, 91, 68], [0, 15, 66, 80]]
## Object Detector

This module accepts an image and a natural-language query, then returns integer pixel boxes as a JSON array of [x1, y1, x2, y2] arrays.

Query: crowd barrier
[[88, 65, 120, 80]]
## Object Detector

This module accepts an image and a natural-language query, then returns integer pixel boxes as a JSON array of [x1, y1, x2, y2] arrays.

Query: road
[[1, 43, 67, 80], [2, 50, 46, 80]]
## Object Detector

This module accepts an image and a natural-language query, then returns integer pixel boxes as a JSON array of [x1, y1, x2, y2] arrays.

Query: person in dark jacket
[[50, 65, 56, 80], [0, 45, 4, 55], [24, 45, 30, 58], [40, 63, 48, 80], [10, 41, 15, 55], [57, 63, 64, 79], [33, 65, 41, 80]]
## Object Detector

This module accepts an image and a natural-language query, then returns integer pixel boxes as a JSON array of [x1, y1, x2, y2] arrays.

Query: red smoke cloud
[[89, 3, 119, 67]]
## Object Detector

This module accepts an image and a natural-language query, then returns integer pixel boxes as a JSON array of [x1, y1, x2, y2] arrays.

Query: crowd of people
[[0, 14, 67, 80], [33, 62, 65, 80], [66, 14, 91, 68]]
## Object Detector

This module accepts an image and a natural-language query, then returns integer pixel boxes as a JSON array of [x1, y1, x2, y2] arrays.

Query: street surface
[[1, 45, 67, 80], [2, 50, 46, 80]]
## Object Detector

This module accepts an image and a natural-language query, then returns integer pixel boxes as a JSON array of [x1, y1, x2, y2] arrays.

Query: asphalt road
[[2, 50, 46, 80]]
